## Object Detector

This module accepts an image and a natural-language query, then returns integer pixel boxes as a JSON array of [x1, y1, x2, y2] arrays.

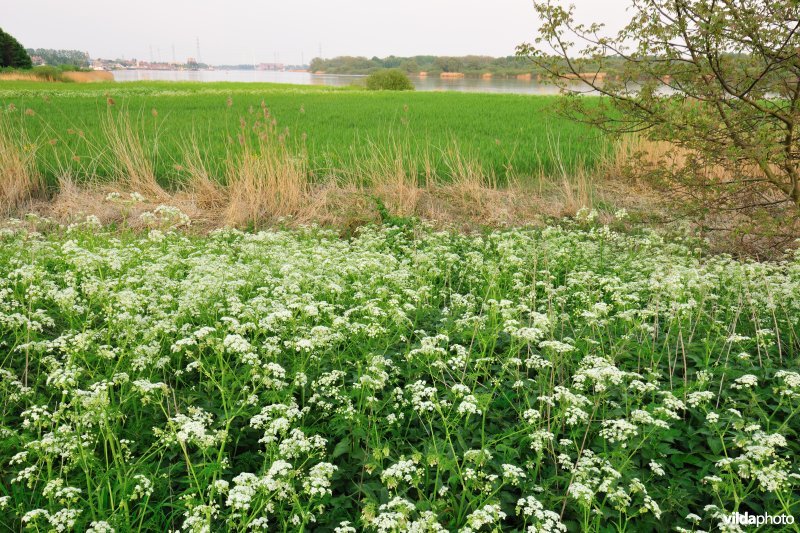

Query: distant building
[[89, 57, 139, 70], [257, 63, 285, 71], [31, 55, 45, 66]]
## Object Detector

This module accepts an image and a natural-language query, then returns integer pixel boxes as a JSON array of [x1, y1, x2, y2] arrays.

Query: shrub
[[31, 65, 66, 81], [366, 69, 415, 91], [519, 0, 800, 246]]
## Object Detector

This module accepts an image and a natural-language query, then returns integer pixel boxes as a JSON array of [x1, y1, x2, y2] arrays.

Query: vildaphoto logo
[[722, 512, 795, 527]]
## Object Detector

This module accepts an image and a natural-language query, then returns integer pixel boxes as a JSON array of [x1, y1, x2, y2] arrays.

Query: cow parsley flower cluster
[[0, 219, 797, 531]]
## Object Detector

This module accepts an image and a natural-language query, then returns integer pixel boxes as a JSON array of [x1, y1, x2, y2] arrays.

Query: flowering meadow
[[0, 210, 799, 532]]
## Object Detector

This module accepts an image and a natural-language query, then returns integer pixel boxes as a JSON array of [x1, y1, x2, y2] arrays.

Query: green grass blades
[[0, 81, 607, 188], [0, 214, 798, 531]]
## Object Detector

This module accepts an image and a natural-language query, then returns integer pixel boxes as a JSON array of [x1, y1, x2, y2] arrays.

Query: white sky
[[2, 0, 630, 65]]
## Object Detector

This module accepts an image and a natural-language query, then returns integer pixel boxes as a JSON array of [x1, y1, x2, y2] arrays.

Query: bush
[[30, 65, 66, 81], [366, 69, 414, 91]]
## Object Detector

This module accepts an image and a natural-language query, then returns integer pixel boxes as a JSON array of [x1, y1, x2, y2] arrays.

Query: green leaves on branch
[[518, 0, 800, 239]]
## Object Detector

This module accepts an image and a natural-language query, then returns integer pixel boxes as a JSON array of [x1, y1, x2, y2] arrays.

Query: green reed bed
[[0, 81, 607, 188]]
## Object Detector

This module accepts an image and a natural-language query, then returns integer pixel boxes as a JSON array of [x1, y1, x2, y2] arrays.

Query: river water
[[111, 69, 569, 95]]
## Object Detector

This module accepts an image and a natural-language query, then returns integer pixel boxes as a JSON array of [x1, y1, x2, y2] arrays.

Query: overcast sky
[[3, 0, 630, 65]]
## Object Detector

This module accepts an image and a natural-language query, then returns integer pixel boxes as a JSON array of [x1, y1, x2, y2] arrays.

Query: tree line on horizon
[[26, 48, 90, 68], [309, 55, 543, 76], [309, 54, 638, 78]]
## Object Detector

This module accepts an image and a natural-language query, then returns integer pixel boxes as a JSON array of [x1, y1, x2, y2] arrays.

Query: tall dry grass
[[0, 72, 60, 83], [180, 136, 226, 210], [604, 134, 671, 178], [100, 107, 167, 199], [61, 71, 114, 83], [533, 132, 596, 215], [0, 72, 45, 82], [0, 115, 42, 214], [603, 133, 780, 207], [224, 106, 310, 225], [437, 140, 503, 216], [343, 136, 426, 217], [0, 70, 112, 83], [1, 110, 671, 235], [441, 139, 497, 189]]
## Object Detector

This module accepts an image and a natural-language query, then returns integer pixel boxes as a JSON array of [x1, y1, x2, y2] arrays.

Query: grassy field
[[0, 214, 798, 531], [0, 81, 607, 188]]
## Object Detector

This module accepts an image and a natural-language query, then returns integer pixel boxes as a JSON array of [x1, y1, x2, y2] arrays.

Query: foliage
[[25, 48, 90, 68], [517, 0, 800, 240], [365, 69, 415, 91], [0, 65, 79, 82], [0, 28, 32, 69], [373, 196, 417, 228], [0, 213, 798, 531], [0, 81, 607, 187], [31, 66, 67, 81]]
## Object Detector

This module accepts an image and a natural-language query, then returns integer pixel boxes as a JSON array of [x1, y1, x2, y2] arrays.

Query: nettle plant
[[0, 207, 798, 531]]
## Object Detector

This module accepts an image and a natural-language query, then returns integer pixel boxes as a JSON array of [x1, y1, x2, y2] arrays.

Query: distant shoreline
[[108, 69, 571, 95]]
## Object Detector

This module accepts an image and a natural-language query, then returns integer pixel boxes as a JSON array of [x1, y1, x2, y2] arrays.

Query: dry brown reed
[[0, 115, 42, 214], [0, 71, 113, 83], [61, 71, 114, 83], [343, 136, 426, 217], [100, 107, 167, 199], [223, 105, 310, 225], [0, 72, 52, 82], [535, 132, 596, 216], [8, 117, 672, 239], [180, 136, 226, 210]]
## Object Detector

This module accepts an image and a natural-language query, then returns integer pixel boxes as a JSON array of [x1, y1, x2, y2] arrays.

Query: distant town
[[26, 47, 309, 72], [87, 57, 310, 72]]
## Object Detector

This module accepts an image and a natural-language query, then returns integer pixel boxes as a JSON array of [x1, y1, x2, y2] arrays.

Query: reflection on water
[[111, 70, 577, 95], [410, 76, 566, 95]]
